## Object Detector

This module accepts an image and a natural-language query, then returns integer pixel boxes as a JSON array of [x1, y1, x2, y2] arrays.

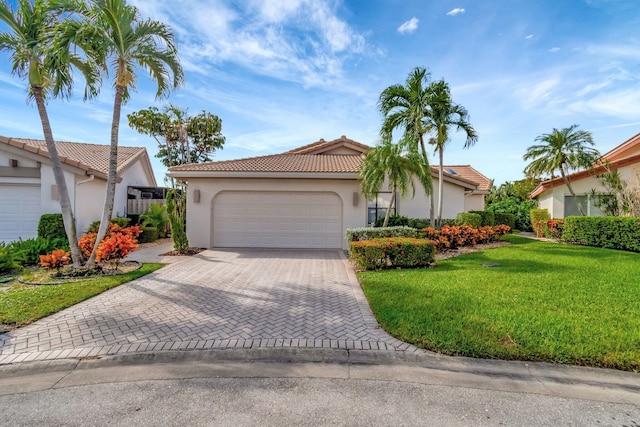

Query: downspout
[[75, 174, 95, 233]]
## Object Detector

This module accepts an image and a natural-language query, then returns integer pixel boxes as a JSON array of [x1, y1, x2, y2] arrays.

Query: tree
[[523, 125, 600, 216], [360, 137, 431, 227], [590, 165, 640, 217], [0, 0, 99, 267], [378, 67, 435, 223], [68, 0, 184, 266], [426, 80, 477, 228]]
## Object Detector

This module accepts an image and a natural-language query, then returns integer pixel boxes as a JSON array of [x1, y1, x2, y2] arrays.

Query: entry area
[[212, 191, 343, 248]]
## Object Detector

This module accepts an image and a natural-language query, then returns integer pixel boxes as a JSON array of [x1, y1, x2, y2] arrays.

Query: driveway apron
[[0, 249, 415, 364]]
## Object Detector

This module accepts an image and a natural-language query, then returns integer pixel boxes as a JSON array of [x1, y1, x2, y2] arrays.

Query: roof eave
[[167, 171, 361, 180]]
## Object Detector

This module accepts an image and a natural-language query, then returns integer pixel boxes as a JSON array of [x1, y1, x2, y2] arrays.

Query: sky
[[1, 0, 640, 187]]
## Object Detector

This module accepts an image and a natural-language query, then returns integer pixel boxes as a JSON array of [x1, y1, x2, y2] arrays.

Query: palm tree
[[360, 137, 431, 227], [378, 67, 435, 222], [427, 80, 477, 227], [69, 0, 184, 266], [0, 0, 99, 267], [523, 125, 600, 216]]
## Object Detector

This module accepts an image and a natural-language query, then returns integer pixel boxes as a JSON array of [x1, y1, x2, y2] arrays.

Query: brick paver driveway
[[0, 249, 415, 364]]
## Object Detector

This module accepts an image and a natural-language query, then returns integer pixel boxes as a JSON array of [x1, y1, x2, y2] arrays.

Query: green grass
[[358, 235, 640, 371], [0, 263, 164, 327]]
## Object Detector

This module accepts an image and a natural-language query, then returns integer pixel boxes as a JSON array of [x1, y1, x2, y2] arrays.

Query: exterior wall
[[185, 178, 363, 250], [74, 177, 106, 234], [117, 160, 154, 218], [0, 149, 40, 168], [398, 178, 468, 220], [464, 194, 486, 212]]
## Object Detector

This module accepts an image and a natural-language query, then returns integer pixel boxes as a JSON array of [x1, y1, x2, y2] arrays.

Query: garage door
[[0, 184, 41, 243], [213, 191, 343, 248]]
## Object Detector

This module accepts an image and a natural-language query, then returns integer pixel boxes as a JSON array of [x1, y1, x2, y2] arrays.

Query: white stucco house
[[0, 135, 157, 243], [167, 136, 492, 250], [531, 131, 640, 217]]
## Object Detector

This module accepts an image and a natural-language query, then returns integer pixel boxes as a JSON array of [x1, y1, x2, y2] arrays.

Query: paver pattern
[[0, 249, 416, 364]]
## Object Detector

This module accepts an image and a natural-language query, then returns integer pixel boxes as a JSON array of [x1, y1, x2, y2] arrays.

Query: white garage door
[[0, 184, 41, 243], [213, 191, 343, 248]]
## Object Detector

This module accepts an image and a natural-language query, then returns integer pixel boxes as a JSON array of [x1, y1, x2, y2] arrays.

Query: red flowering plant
[[78, 224, 141, 269], [39, 249, 70, 273]]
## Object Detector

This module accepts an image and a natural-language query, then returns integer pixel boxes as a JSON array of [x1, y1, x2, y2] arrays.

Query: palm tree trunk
[[419, 134, 435, 225], [382, 186, 396, 227], [437, 149, 444, 228], [86, 83, 125, 266], [33, 86, 83, 267], [560, 166, 586, 216]]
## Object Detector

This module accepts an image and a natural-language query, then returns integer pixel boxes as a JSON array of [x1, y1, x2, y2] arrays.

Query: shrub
[[562, 216, 640, 252], [0, 243, 24, 274], [37, 213, 66, 240], [494, 213, 516, 230], [139, 204, 168, 237], [407, 218, 431, 229], [138, 226, 159, 243], [346, 226, 419, 243], [78, 224, 141, 261], [86, 218, 132, 234], [487, 198, 538, 231], [39, 249, 71, 271], [469, 210, 495, 226], [349, 237, 435, 270], [455, 212, 482, 228], [9, 237, 69, 266], [374, 214, 408, 227], [421, 224, 510, 251], [529, 209, 550, 237], [535, 219, 564, 240]]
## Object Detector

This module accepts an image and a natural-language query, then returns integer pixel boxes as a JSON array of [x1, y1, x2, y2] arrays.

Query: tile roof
[[0, 136, 147, 178], [285, 135, 370, 154], [440, 165, 493, 191]]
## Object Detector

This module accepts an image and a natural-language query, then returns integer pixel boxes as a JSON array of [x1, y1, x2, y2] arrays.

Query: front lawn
[[0, 263, 164, 329], [358, 235, 640, 371]]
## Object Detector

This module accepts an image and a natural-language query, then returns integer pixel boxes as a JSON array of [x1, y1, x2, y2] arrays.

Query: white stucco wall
[[464, 194, 486, 212], [398, 178, 468, 220]]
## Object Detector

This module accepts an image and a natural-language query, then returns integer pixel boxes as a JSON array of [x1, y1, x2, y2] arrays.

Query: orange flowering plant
[[78, 224, 141, 268], [39, 249, 70, 271]]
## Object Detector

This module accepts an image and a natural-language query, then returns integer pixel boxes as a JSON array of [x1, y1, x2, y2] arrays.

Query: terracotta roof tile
[[440, 165, 493, 191], [1, 136, 146, 177], [285, 135, 370, 154]]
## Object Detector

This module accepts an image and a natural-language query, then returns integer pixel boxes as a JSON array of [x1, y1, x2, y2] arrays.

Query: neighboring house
[[531, 131, 640, 217], [0, 135, 157, 243], [167, 135, 492, 250]]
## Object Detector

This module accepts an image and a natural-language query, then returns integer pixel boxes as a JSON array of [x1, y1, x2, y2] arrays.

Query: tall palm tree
[[427, 80, 477, 227], [69, 0, 184, 266], [360, 137, 431, 227], [0, 0, 99, 267], [523, 125, 600, 216], [378, 67, 435, 223]]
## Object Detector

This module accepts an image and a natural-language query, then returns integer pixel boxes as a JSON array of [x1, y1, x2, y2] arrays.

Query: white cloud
[[446, 8, 465, 16], [397, 17, 419, 34], [569, 87, 640, 120], [548, 47, 561, 53], [525, 34, 534, 40]]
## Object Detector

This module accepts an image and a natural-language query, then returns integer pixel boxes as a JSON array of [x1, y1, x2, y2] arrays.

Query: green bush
[[9, 237, 69, 266], [87, 218, 132, 234], [374, 214, 409, 227], [0, 243, 24, 274], [494, 213, 515, 230], [529, 209, 550, 234], [138, 226, 159, 243], [37, 213, 66, 240], [486, 198, 538, 231], [406, 218, 430, 229], [469, 210, 495, 226], [346, 226, 419, 243], [562, 216, 640, 252], [455, 212, 482, 228], [349, 238, 435, 270], [139, 204, 168, 237]]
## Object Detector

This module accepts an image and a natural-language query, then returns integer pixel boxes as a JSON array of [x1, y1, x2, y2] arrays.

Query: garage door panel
[[0, 185, 41, 243], [213, 191, 343, 248]]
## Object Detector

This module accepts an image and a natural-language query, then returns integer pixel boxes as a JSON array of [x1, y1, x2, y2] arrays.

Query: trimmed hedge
[[562, 216, 640, 252], [349, 237, 435, 270], [138, 226, 159, 243], [494, 213, 516, 230], [346, 226, 419, 243], [529, 209, 550, 236], [455, 212, 482, 228], [374, 215, 409, 227], [38, 214, 66, 240], [469, 210, 495, 226]]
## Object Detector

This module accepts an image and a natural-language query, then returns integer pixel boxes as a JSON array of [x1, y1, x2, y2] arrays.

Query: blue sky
[[1, 0, 640, 186]]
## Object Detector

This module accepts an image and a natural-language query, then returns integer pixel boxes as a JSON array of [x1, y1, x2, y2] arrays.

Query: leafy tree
[[0, 0, 99, 267], [523, 125, 600, 216], [378, 67, 434, 222], [360, 137, 431, 227], [425, 80, 477, 228], [590, 165, 640, 217], [66, 0, 184, 266], [486, 178, 540, 205]]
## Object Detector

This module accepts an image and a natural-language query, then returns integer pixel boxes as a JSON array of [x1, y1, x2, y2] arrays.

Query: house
[[0, 135, 157, 243], [530, 131, 640, 217], [167, 135, 492, 250]]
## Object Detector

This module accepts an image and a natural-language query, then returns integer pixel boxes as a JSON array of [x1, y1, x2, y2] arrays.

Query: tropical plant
[[590, 166, 640, 217], [425, 80, 477, 228], [360, 137, 431, 227], [523, 125, 600, 216], [378, 67, 435, 222], [64, 0, 183, 266], [139, 203, 168, 237], [166, 188, 188, 252], [0, 0, 99, 267]]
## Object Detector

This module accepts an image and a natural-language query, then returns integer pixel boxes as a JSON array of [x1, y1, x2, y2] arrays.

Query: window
[[367, 192, 395, 225], [564, 195, 605, 217]]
